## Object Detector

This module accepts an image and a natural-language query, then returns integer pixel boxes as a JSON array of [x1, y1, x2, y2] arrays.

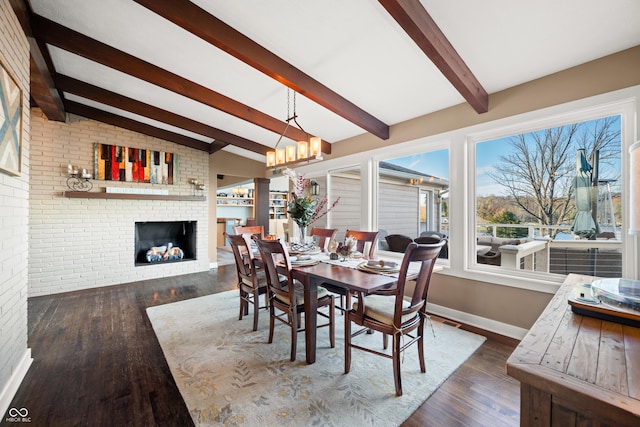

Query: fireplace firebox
[[135, 221, 196, 266]]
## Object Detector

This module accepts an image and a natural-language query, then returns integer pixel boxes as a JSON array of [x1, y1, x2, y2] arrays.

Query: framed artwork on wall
[[0, 58, 23, 176], [94, 143, 177, 184]]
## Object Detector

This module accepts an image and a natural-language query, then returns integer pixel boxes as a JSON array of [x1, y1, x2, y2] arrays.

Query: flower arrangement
[[283, 168, 339, 231]]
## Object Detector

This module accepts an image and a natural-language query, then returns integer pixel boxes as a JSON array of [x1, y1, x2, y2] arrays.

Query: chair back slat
[[394, 241, 445, 326], [233, 225, 265, 239], [310, 227, 338, 252], [226, 232, 256, 281], [253, 238, 294, 302], [345, 229, 379, 258]]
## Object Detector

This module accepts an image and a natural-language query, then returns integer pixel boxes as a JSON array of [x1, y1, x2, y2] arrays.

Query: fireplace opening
[[135, 221, 196, 266]]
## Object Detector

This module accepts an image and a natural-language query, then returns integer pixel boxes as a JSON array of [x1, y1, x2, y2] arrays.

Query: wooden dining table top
[[290, 261, 399, 293]]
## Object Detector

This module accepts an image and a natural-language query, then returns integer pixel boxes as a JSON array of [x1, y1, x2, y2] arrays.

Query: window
[[474, 115, 623, 278], [327, 166, 362, 242], [300, 86, 638, 290], [376, 149, 449, 257]]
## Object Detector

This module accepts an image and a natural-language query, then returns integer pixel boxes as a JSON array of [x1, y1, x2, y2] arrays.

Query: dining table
[[284, 251, 426, 364]]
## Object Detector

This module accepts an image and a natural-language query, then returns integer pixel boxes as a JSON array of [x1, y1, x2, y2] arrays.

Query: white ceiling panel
[[27, 0, 640, 161]]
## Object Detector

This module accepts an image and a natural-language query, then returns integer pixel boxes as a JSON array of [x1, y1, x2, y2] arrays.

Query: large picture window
[[303, 88, 637, 290], [474, 115, 622, 278], [376, 149, 449, 258]]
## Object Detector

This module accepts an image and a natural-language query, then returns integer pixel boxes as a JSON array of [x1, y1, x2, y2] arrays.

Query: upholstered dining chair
[[310, 227, 338, 252], [254, 237, 335, 361], [225, 232, 269, 331], [344, 240, 445, 396], [345, 229, 379, 259], [233, 225, 264, 239]]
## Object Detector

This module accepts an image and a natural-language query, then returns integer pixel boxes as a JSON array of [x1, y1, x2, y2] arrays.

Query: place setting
[[357, 258, 400, 274], [279, 254, 321, 267]]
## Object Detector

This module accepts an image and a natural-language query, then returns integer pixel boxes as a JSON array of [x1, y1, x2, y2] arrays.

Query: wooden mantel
[[63, 191, 206, 201]]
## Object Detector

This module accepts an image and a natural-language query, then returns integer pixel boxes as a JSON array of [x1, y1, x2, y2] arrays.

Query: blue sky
[[386, 116, 621, 198], [385, 149, 449, 182]]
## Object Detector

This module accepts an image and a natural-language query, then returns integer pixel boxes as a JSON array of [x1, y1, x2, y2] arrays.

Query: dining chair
[[310, 227, 338, 252], [233, 225, 264, 239], [225, 232, 269, 331], [327, 229, 380, 310], [345, 229, 379, 258], [344, 240, 445, 396], [254, 237, 335, 361]]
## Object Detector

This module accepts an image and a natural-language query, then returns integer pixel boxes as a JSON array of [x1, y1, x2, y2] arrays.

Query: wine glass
[[338, 242, 350, 261]]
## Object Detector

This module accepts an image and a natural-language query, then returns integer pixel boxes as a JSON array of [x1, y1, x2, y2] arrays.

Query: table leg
[[301, 275, 318, 364]]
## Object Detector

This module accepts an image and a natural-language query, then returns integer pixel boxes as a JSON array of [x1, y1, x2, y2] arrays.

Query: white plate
[[366, 260, 398, 269], [357, 262, 399, 273], [280, 259, 320, 267]]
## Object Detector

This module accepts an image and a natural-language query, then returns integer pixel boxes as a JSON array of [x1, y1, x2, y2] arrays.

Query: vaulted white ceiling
[[25, 0, 640, 162]]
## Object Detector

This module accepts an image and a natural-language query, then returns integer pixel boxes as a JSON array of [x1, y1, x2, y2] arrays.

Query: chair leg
[[393, 333, 403, 396], [252, 288, 259, 331], [290, 309, 298, 361], [329, 297, 335, 348], [383, 333, 388, 349], [344, 313, 351, 374], [268, 304, 275, 344], [239, 289, 249, 320], [418, 319, 426, 373], [238, 289, 244, 321]]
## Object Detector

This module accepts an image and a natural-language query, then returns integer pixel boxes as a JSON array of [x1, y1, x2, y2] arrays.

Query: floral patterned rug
[[147, 290, 486, 426]]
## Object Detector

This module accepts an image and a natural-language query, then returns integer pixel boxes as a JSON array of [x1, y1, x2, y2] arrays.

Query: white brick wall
[[0, 0, 31, 414], [29, 110, 211, 297]]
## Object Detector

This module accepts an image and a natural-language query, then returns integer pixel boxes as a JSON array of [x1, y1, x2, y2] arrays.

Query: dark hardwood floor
[[5, 264, 521, 426]]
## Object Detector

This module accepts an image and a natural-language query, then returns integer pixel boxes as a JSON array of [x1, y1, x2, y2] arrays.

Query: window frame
[[296, 86, 640, 293], [465, 96, 636, 288]]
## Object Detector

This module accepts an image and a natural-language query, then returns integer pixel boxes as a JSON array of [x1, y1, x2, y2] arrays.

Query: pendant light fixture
[[266, 89, 323, 171]]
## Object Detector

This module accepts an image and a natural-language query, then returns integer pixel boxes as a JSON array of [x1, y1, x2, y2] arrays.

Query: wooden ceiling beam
[[9, 0, 66, 121], [30, 14, 328, 150], [55, 75, 271, 155], [29, 39, 66, 121], [64, 100, 214, 153], [379, 0, 488, 114], [133, 0, 389, 141]]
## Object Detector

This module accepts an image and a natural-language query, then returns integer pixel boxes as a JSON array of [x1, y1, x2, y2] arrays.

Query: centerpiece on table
[[283, 168, 339, 248]]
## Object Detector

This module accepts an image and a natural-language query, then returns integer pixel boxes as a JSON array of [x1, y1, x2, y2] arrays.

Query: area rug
[[147, 290, 486, 426]]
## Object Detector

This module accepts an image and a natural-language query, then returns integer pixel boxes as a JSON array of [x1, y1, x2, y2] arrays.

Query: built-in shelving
[[216, 195, 254, 207], [269, 191, 288, 219], [63, 191, 205, 201]]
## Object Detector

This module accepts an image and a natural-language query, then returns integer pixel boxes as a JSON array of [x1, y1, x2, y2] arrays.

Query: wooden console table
[[507, 273, 640, 426]]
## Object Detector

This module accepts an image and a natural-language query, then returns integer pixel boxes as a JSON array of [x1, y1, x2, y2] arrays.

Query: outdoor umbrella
[[571, 149, 600, 239]]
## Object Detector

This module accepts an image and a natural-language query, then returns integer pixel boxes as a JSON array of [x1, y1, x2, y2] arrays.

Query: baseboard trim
[[426, 303, 528, 340], [0, 349, 33, 419], [209, 262, 219, 269]]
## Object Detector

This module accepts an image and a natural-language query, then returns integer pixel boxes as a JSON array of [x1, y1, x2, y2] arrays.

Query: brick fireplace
[[135, 221, 197, 266], [28, 109, 210, 297]]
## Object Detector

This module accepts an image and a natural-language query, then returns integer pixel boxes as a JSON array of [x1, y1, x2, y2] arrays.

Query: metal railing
[[476, 223, 622, 277]]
